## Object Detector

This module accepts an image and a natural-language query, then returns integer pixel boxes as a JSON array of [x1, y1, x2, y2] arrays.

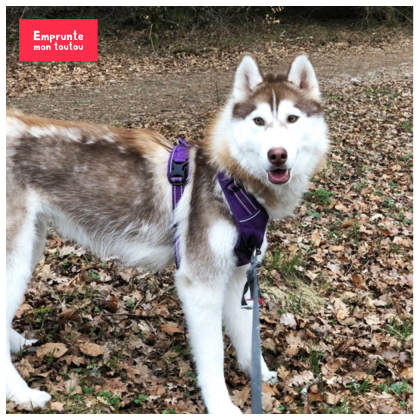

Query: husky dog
[[6, 54, 328, 413]]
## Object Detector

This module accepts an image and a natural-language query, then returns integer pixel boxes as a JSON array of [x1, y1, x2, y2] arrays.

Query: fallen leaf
[[382, 349, 399, 360], [352, 273, 365, 289], [150, 384, 166, 396], [61, 374, 82, 394], [311, 229, 321, 246], [325, 392, 342, 405], [308, 392, 323, 403], [102, 377, 128, 396], [285, 330, 306, 346], [262, 391, 273, 412], [59, 245, 76, 257], [58, 308, 79, 325], [400, 367, 413, 380], [6, 400, 17, 412], [326, 263, 343, 278], [399, 352, 410, 364], [35, 370, 53, 378], [36, 343, 68, 359], [16, 358, 35, 380], [285, 344, 300, 357], [287, 370, 314, 387], [262, 381, 274, 394], [365, 313, 381, 326], [332, 297, 349, 321], [321, 360, 341, 375], [280, 312, 296, 328], [338, 317, 357, 326], [16, 303, 32, 319], [335, 203, 348, 212], [277, 365, 290, 381], [49, 401, 65, 412], [106, 296, 119, 313], [78, 342, 106, 357], [378, 405, 393, 414], [262, 337, 276, 352], [160, 323, 183, 334], [37, 264, 52, 282], [231, 386, 250, 408], [128, 334, 146, 350], [61, 355, 86, 366]]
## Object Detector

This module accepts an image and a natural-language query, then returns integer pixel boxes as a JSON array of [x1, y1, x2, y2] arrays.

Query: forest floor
[[6, 22, 413, 414]]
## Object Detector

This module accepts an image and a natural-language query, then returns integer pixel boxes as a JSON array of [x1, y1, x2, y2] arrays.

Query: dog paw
[[10, 330, 38, 354], [24, 338, 38, 346], [262, 370, 279, 385], [9, 388, 51, 409]]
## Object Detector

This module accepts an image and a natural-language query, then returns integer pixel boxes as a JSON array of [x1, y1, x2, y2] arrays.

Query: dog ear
[[287, 55, 321, 100], [232, 55, 263, 101]]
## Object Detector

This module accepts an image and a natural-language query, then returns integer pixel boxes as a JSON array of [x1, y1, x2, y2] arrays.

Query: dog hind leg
[[31, 218, 48, 274], [223, 267, 278, 384]]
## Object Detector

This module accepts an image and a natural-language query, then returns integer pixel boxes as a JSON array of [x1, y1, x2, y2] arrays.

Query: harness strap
[[217, 172, 269, 266], [167, 138, 189, 269]]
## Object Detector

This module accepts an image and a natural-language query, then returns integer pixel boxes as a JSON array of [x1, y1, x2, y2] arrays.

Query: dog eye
[[253, 117, 265, 126], [287, 115, 299, 123]]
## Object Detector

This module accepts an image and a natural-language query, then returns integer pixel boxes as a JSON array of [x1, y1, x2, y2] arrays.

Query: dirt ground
[[6, 25, 413, 414], [7, 44, 413, 126]]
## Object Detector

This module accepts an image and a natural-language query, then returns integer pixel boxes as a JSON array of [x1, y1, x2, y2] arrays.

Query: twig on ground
[[301, 376, 321, 414]]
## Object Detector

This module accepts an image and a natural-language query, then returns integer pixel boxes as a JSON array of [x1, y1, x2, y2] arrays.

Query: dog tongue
[[268, 169, 290, 184]]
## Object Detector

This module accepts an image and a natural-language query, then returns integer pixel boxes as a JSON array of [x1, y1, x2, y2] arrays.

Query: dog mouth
[[267, 169, 291, 184]]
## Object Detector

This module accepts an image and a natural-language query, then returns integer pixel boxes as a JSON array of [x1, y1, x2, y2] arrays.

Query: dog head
[[226, 54, 328, 186]]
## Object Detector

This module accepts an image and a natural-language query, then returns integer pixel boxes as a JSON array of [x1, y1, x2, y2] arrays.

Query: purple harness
[[167, 138, 190, 268], [167, 139, 269, 268], [217, 172, 269, 266]]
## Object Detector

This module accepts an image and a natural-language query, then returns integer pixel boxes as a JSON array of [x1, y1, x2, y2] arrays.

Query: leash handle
[[248, 252, 263, 414]]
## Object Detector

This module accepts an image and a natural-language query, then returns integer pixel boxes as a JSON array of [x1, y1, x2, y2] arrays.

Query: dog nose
[[267, 148, 287, 166]]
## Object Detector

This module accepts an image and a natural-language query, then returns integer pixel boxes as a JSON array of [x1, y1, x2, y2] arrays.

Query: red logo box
[[19, 19, 97, 62]]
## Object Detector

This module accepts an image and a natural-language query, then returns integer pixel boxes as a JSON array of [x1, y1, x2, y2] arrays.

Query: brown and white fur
[[6, 55, 328, 413]]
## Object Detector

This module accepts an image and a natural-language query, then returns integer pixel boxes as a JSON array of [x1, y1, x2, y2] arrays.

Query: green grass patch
[[322, 398, 351, 414], [262, 251, 325, 314], [386, 316, 413, 343], [310, 350, 324, 376], [98, 391, 120, 408], [304, 188, 334, 205]]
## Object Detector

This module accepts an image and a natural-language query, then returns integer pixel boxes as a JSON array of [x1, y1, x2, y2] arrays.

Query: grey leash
[[243, 250, 263, 414]]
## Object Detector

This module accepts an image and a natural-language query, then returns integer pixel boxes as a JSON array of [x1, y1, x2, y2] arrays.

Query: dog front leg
[[6, 204, 51, 408], [223, 267, 278, 384], [176, 274, 241, 414]]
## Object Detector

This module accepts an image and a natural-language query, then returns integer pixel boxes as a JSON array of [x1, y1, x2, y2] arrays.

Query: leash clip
[[241, 249, 263, 310], [241, 297, 264, 310]]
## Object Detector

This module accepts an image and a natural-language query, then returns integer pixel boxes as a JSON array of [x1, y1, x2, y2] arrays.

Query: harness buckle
[[169, 161, 188, 186]]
